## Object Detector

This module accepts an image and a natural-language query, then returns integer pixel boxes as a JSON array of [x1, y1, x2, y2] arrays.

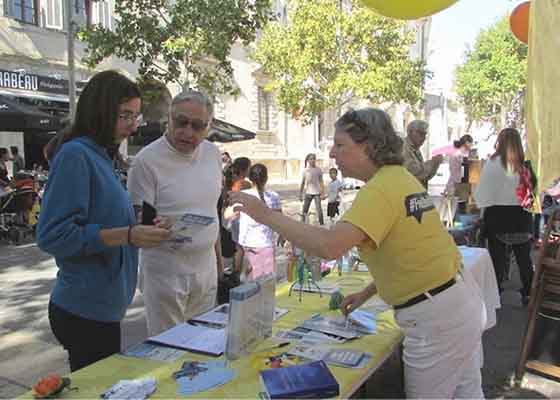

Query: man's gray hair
[[407, 120, 428, 135], [171, 90, 214, 117]]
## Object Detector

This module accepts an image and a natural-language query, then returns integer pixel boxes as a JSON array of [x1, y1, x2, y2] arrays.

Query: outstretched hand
[[228, 191, 269, 222]]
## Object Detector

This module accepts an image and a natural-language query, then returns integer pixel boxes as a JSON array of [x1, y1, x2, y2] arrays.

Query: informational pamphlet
[[347, 309, 377, 335], [173, 360, 235, 396], [287, 344, 370, 368], [101, 377, 156, 400], [121, 342, 186, 362], [301, 314, 362, 340], [274, 327, 347, 345], [166, 212, 215, 250], [148, 323, 226, 356]]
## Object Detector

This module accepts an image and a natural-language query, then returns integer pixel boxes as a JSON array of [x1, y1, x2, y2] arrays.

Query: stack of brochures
[[287, 345, 371, 369], [274, 327, 346, 346], [347, 309, 377, 335], [260, 360, 339, 399], [147, 323, 226, 356], [121, 342, 186, 362], [301, 314, 362, 340]]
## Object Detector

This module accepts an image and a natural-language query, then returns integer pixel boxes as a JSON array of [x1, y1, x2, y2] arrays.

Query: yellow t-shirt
[[341, 165, 460, 306]]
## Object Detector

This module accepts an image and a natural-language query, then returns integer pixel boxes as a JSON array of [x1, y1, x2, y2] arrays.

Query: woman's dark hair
[[453, 134, 473, 148], [335, 108, 403, 167], [248, 163, 268, 202], [0, 148, 8, 158], [223, 165, 234, 191], [63, 70, 140, 149], [492, 128, 525, 172], [304, 153, 316, 168], [232, 157, 251, 177]]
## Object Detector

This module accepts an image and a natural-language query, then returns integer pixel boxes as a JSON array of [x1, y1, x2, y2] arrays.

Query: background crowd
[[1, 68, 557, 399]]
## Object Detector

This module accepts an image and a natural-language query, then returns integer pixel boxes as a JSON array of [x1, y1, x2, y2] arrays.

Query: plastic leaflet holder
[[225, 274, 275, 360]]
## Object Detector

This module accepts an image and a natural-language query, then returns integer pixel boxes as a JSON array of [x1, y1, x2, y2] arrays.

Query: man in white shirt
[[127, 91, 223, 336]]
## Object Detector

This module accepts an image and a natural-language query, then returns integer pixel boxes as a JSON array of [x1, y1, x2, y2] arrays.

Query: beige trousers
[[139, 254, 217, 337], [395, 271, 486, 399]]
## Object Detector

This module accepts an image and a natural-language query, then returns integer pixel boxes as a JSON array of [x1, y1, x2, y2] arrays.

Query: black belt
[[394, 278, 456, 310]]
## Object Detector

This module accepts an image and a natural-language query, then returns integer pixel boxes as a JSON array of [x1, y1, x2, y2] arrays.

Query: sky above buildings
[[427, 0, 525, 94]]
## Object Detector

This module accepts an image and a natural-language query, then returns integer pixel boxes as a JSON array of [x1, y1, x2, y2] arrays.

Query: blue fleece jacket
[[37, 137, 138, 322]]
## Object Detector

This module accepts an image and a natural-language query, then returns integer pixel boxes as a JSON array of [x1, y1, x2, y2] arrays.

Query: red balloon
[[510, 2, 530, 44]]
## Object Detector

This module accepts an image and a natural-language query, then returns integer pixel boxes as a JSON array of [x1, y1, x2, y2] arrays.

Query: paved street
[[1, 185, 560, 398]]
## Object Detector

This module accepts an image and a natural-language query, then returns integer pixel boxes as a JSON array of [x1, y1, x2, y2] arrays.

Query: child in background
[[230, 157, 252, 274], [238, 164, 282, 280], [326, 168, 343, 224]]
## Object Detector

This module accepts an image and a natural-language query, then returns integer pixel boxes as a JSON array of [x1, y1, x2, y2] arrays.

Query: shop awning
[[137, 118, 257, 143], [207, 118, 256, 143], [0, 95, 61, 132]]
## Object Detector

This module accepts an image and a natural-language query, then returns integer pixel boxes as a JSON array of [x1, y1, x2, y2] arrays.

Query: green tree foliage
[[455, 17, 527, 129], [78, 0, 271, 96], [252, 0, 426, 123]]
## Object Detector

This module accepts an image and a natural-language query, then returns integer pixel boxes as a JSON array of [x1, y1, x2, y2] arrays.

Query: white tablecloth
[[460, 246, 501, 330]]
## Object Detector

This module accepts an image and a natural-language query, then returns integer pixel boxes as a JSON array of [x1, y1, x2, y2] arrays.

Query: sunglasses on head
[[171, 115, 209, 132]]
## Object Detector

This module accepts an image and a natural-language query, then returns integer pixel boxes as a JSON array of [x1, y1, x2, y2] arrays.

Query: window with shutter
[[91, 0, 112, 30], [258, 87, 272, 131], [71, 0, 88, 29], [6, 0, 38, 24], [44, 0, 63, 29]]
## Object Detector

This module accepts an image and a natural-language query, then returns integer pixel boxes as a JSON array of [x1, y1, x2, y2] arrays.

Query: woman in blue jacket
[[37, 70, 171, 372]]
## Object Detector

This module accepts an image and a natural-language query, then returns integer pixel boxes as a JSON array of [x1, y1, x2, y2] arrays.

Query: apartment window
[[44, 0, 63, 29], [257, 87, 272, 131], [5, 0, 38, 24], [90, 0, 112, 29]]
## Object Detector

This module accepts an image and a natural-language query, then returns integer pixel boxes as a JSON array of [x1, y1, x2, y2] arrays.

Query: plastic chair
[[516, 209, 560, 383]]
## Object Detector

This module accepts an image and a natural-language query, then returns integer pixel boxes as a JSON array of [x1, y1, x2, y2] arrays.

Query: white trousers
[[139, 251, 217, 337], [395, 272, 487, 399]]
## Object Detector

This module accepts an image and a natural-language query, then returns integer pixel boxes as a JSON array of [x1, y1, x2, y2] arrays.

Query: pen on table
[[254, 342, 291, 353]]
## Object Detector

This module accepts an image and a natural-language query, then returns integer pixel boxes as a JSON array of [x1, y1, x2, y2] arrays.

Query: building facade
[[1, 0, 433, 182], [0, 0, 135, 168]]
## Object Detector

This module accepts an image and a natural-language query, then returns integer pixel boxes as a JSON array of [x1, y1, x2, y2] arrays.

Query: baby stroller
[[0, 177, 37, 245]]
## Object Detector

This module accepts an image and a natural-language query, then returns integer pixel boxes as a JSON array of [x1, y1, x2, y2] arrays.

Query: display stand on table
[[288, 253, 322, 302]]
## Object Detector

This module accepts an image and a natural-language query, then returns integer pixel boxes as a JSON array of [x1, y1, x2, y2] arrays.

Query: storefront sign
[[0, 69, 85, 95]]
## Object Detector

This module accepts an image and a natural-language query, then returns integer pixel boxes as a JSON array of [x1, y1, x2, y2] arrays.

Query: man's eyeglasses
[[119, 112, 144, 126], [171, 116, 209, 132]]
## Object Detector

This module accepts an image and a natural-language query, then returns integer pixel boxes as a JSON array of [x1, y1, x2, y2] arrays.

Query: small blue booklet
[[260, 360, 339, 399], [173, 360, 235, 396]]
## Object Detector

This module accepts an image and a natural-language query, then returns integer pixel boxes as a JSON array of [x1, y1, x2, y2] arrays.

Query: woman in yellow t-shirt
[[229, 108, 486, 399]]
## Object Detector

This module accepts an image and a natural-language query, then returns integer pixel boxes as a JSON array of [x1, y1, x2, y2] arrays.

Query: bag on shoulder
[[516, 161, 538, 212]]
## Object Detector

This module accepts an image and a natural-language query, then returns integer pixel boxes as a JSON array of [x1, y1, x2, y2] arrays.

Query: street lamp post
[[66, 0, 76, 120]]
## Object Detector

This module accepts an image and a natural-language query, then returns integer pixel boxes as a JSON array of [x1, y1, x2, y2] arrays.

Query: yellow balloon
[[361, 0, 459, 20]]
